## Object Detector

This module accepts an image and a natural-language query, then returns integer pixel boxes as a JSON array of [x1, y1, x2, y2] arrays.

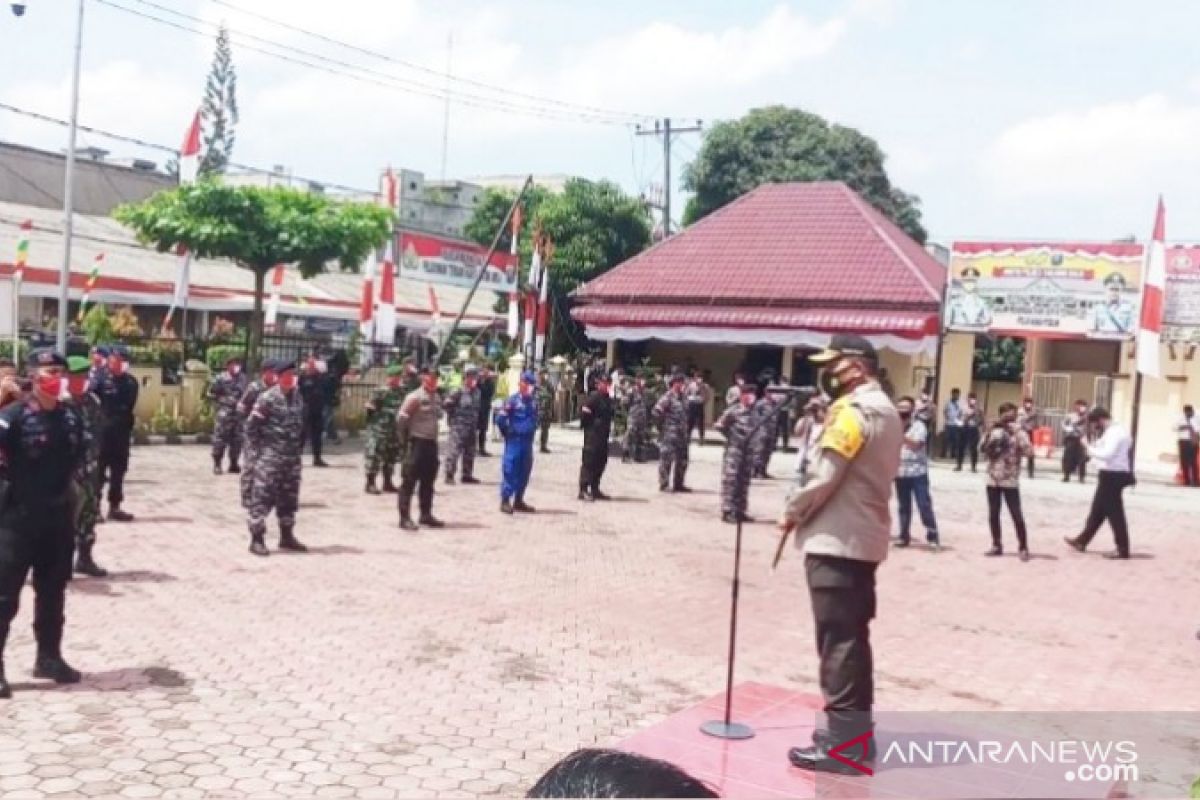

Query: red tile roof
[[573, 304, 938, 336], [574, 182, 944, 311]]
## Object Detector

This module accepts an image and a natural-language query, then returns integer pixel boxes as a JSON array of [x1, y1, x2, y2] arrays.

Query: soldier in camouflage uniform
[[364, 366, 405, 494], [622, 377, 649, 463], [751, 384, 780, 479], [66, 357, 107, 578], [536, 369, 555, 454], [715, 383, 758, 524], [209, 355, 249, 475], [652, 373, 691, 492], [237, 359, 279, 509], [244, 361, 307, 557], [443, 364, 481, 485]]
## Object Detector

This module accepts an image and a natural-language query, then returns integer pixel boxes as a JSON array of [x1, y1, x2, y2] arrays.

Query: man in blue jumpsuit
[[496, 371, 538, 515]]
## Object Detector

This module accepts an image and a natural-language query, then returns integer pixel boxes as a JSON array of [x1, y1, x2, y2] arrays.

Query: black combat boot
[[278, 525, 308, 553], [0, 660, 10, 699], [382, 475, 399, 494], [212, 457, 223, 476], [33, 653, 82, 685], [249, 532, 269, 557], [418, 515, 444, 529], [74, 543, 108, 578], [500, 499, 514, 515], [399, 498, 419, 531], [365, 476, 380, 495], [313, 458, 330, 468], [591, 488, 611, 501], [444, 474, 456, 485], [461, 475, 481, 485], [578, 487, 592, 502], [108, 504, 134, 522], [513, 498, 536, 513], [227, 460, 241, 474]]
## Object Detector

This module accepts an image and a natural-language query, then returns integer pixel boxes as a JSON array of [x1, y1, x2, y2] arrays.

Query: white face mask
[[230, 365, 242, 376]]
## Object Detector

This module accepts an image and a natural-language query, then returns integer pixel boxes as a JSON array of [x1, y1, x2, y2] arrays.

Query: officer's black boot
[[418, 514, 445, 529], [0, 660, 10, 699], [591, 486, 611, 501], [399, 498, 419, 531], [513, 497, 536, 513], [578, 486, 592, 502], [444, 473, 456, 485], [212, 457, 223, 476], [461, 475, 480, 485], [365, 475, 380, 495], [227, 459, 241, 475], [108, 504, 134, 522], [74, 542, 108, 578], [33, 653, 82, 685], [382, 474, 399, 494], [278, 525, 308, 553], [249, 531, 269, 557]]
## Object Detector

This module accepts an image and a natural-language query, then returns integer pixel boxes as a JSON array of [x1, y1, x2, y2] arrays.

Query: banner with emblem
[[1164, 245, 1200, 345], [397, 230, 518, 293], [946, 242, 1143, 340]]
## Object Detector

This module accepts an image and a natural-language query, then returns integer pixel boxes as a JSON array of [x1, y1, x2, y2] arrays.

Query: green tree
[[973, 335, 1026, 382], [115, 183, 393, 367], [682, 105, 927, 243], [199, 25, 239, 177], [465, 179, 652, 354]]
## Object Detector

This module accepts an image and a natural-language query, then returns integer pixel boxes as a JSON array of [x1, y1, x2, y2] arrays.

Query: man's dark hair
[[896, 395, 915, 407], [1076, 399, 1089, 407], [527, 749, 717, 798], [1088, 407, 1111, 423], [951, 387, 961, 395], [1185, 405, 1195, 416]]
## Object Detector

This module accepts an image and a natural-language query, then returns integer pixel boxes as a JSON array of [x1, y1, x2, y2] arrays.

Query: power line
[[0, 101, 378, 196], [200, 0, 652, 123], [98, 0, 642, 127]]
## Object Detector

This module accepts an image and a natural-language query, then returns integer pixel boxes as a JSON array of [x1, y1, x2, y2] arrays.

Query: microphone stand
[[702, 391, 804, 741]]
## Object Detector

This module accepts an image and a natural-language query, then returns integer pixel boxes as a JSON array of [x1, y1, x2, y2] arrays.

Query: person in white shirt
[[1064, 408, 1133, 559], [1175, 405, 1198, 488]]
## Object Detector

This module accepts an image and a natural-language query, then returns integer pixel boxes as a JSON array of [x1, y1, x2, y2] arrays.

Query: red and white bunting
[[1137, 198, 1166, 378]]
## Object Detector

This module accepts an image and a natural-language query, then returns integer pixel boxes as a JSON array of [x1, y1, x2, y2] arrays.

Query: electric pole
[[636, 117, 702, 237]]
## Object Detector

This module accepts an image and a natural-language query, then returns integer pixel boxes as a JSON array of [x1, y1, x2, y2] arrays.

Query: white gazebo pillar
[[781, 345, 795, 383], [606, 339, 617, 366]]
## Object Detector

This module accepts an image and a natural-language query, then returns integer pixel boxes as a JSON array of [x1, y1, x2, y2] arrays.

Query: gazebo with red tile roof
[[572, 181, 944, 356]]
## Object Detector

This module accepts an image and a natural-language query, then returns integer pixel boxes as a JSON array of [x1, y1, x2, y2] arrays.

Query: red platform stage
[[618, 682, 1125, 799]]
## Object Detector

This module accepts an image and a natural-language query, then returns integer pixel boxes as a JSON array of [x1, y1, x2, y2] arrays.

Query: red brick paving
[[0, 431, 1197, 798]]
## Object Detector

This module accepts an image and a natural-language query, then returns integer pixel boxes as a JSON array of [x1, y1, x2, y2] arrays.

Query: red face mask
[[67, 375, 88, 398], [109, 358, 127, 375], [279, 373, 298, 392], [263, 371, 278, 387], [91, 354, 104, 367], [37, 375, 64, 398], [421, 376, 438, 393]]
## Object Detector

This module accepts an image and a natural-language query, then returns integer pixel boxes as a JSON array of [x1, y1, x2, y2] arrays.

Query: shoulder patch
[[821, 402, 864, 460]]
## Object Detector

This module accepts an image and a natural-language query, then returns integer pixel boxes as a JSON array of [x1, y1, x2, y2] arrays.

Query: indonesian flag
[[1136, 198, 1166, 378], [535, 245, 550, 362], [164, 112, 202, 333], [179, 110, 202, 186], [76, 253, 104, 322], [523, 245, 541, 357], [375, 240, 397, 344], [358, 252, 376, 341], [507, 204, 522, 339], [381, 167, 398, 209], [264, 264, 285, 332]]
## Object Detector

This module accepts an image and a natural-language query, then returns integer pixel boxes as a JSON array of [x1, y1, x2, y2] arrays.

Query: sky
[[3, 0, 1200, 243]]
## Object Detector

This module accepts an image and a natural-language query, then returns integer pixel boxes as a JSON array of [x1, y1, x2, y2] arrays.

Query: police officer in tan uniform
[[775, 335, 901, 774]]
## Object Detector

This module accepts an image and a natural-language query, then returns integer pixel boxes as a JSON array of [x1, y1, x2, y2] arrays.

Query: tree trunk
[[249, 267, 266, 371]]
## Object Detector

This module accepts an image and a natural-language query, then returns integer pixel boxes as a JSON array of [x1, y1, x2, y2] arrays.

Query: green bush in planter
[[207, 344, 246, 373]]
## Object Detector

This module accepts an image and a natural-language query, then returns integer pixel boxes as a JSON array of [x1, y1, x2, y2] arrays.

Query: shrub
[[207, 344, 245, 373]]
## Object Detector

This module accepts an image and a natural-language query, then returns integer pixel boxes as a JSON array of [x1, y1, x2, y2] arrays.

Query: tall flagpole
[[57, 0, 86, 353]]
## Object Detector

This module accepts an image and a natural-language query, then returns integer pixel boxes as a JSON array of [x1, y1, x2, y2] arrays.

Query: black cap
[[28, 348, 68, 368], [960, 266, 982, 279], [669, 372, 687, 385], [274, 360, 296, 373], [109, 344, 131, 361], [810, 335, 878, 365], [1104, 272, 1127, 288]]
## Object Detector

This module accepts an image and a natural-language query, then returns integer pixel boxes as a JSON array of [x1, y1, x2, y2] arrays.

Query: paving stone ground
[[0, 427, 1197, 798]]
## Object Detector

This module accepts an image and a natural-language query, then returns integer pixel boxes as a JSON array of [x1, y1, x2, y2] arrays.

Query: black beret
[[29, 348, 67, 368]]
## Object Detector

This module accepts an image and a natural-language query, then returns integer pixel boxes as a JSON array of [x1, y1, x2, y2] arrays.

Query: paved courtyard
[[0, 427, 1197, 799]]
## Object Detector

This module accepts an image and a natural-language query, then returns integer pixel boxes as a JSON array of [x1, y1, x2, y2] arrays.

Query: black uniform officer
[[578, 374, 615, 501], [0, 348, 88, 699], [298, 356, 330, 468], [97, 344, 138, 522]]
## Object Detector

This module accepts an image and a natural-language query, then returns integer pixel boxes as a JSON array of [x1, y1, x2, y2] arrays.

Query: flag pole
[[1129, 370, 1144, 469], [435, 175, 532, 366]]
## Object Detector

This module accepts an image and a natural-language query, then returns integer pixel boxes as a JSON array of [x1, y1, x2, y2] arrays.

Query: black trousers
[[1062, 438, 1087, 481], [579, 435, 609, 493], [539, 421, 551, 452], [942, 426, 960, 459], [1179, 441, 1199, 487], [399, 438, 438, 519], [686, 404, 705, 443], [301, 410, 324, 461], [99, 429, 131, 506], [1077, 470, 1132, 555], [0, 502, 75, 661], [956, 427, 979, 471], [477, 409, 491, 450], [986, 486, 1028, 550], [806, 554, 877, 739]]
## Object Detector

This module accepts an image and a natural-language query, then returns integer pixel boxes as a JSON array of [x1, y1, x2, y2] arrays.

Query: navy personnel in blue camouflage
[[209, 355, 249, 475], [0, 348, 89, 699], [244, 361, 307, 557]]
